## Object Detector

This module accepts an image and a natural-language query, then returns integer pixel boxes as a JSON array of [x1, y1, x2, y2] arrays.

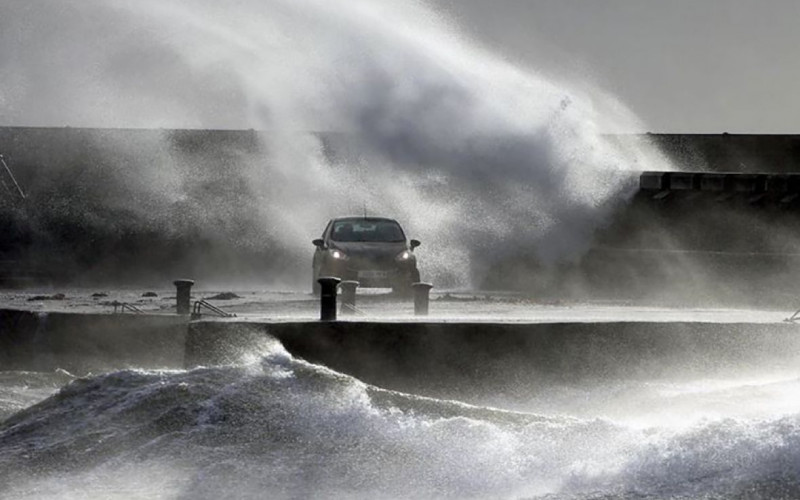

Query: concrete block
[[700, 173, 731, 192], [668, 172, 701, 190], [639, 171, 669, 191], [766, 174, 800, 193], [731, 174, 766, 193]]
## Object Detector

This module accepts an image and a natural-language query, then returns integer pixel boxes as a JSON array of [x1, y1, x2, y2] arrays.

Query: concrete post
[[339, 280, 359, 315], [412, 282, 434, 316], [318, 277, 341, 321], [173, 279, 195, 315]]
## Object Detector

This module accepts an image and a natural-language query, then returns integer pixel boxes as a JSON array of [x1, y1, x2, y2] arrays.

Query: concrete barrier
[[186, 319, 800, 398], [668, 172, 702, 190], [639, 171, 800, 194], [765, 174, 800, 193], [731, 174, 767, 193], [4, 309, 800, 402], [0, 309, 187, 373], [699, 173, 731, 192], [639, 171, 669, 191]]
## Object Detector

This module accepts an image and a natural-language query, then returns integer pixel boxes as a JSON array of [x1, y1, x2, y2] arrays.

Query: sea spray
[[0, 0, 671, 287], [0, 332, 642, 499], [4, 330, 800, 499]]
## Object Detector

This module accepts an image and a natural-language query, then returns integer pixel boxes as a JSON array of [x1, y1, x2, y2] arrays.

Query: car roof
[[331, 216, 400, 224]]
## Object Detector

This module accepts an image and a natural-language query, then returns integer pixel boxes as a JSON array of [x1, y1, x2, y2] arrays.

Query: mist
[[0, 0, 671, 289]]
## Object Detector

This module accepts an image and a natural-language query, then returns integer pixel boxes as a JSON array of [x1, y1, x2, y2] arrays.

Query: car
[[312, 217, 421, 295]]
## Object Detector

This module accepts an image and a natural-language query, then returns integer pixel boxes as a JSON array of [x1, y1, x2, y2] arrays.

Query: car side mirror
[[410, 239, 421, 249], [312, 238, 325, 248]]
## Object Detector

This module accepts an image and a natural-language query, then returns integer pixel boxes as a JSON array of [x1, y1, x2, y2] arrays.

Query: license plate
[[358, 270, 388, 279]]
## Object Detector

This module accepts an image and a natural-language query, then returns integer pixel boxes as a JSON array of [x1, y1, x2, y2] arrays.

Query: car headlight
[[396, 250, 412, 261], [331, 249, 347, 260]]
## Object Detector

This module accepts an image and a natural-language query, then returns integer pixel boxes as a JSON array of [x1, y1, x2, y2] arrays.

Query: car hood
[[329, 241, 408, 259]]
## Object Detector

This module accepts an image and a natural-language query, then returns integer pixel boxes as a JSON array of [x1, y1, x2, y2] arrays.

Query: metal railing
[[0, 154, 26, 202], [785, 307, 800, 322], [192, 299, 237, 318], [111, 301, 144, 314], [340, 302, 367, 316]]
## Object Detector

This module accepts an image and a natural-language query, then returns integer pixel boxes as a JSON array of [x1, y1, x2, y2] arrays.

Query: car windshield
[[331, 220, 405, 242]]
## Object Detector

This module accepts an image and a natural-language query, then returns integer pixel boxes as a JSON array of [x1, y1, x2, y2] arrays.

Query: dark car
[[312, 217, 421, 295]]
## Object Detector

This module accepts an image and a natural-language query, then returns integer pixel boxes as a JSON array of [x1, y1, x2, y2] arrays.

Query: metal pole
[[0, 155, 26, 200], [339, 280, 359, 316], [173, 279, 195, 315], [412, 282, 434, 316], [318, 277, 341, 321]]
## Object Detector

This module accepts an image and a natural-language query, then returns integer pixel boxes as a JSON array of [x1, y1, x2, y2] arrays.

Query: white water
[[1, 0, 671, 287], [2, 333, 800, 499]]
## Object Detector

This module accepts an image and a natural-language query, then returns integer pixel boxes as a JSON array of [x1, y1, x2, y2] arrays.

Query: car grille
[[347, 254, 395, 270], [350, 261, 390, 271]]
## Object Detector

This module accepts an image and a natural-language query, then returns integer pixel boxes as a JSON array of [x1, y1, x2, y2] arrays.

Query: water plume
[[0, 0, 671, 287]]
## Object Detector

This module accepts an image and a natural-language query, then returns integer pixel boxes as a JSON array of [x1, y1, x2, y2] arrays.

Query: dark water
[[3, 333, 800, 499]]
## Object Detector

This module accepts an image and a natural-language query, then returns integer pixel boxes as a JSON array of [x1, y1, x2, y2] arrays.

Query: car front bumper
[[322, 259, 416, 288]]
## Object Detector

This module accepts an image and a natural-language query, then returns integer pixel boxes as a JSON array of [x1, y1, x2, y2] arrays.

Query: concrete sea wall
[[3, 308, 799, 400], [188, 320, 800, 397], [0, 309, 187, 373]]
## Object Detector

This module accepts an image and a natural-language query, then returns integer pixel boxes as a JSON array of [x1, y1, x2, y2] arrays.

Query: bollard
[[173, 279, 195, 315], [412, 282, 434, 316], [318, 277, 341, 321], [339, 280, 359, 315]]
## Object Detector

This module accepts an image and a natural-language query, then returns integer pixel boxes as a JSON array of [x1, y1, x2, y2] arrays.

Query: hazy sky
[[2, 1, 798, 133], [434, 0, 800, 133]]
